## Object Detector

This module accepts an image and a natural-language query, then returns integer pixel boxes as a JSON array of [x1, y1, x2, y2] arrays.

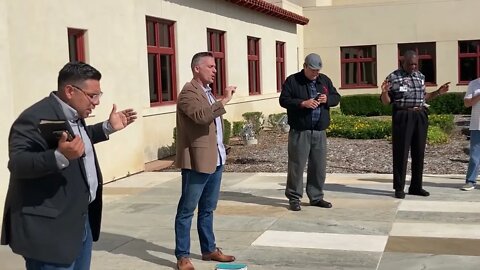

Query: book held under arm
[[38, 120, 73, 148]]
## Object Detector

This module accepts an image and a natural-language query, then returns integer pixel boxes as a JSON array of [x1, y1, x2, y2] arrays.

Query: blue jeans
[[25, 216, 93, 270], [466, 130, 480, 184], [174, 165, 223, 259]]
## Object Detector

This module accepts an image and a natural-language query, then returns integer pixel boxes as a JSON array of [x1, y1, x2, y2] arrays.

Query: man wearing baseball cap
[[279, 53, 341, 211]]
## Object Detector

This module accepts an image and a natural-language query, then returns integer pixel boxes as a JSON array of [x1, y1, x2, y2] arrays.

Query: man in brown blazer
[[174, 52, 236, 270]]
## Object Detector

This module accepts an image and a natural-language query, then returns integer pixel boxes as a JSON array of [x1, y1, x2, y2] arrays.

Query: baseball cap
[[304, 53, 322, 70]]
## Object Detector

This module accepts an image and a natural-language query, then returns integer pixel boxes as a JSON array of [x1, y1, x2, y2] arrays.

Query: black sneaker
[[394, 190, 405, 199], [408, 188, 430, 197], [289, 201, 301, 211]]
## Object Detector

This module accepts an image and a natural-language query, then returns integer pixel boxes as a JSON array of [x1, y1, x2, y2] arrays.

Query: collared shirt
[[308, 80, 321, 126], [51, 92, 115, 202], [203, 86, 226, 166], [387, 69, 426, 108], [465, 78, 480, 130]]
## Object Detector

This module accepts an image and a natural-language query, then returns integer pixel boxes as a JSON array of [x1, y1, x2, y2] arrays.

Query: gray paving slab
[[1, 172, 480, 270]]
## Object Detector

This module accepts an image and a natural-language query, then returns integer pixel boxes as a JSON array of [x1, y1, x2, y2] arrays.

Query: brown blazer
[[175, 79, 226, 174]]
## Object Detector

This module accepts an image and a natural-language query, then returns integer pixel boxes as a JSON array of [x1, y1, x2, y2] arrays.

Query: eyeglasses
[[71, 85, 103, 102]]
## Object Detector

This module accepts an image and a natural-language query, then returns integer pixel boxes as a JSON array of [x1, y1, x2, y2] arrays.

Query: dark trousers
[[392, 109, 428, 192]]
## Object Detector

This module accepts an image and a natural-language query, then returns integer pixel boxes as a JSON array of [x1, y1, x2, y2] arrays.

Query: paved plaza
[[1, 172, 480, 269]]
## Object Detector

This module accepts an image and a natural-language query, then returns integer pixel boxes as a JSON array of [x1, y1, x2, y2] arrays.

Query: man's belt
[[395, 106, 425, 111]]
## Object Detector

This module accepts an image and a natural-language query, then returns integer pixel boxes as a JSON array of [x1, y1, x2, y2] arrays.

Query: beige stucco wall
[[303, 0, 480, 96], [5, 0, 145, 183], [0, 0, 304, 210], [0, 0, 14, 221], [140, 0, 301, 162]]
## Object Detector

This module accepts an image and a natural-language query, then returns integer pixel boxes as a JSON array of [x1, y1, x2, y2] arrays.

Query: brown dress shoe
[[202, 248, 235, 262], [177, 257, 194, 270]]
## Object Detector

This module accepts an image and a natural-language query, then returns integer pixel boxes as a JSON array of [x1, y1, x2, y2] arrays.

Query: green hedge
[[340, 94, 392, 116], [327, 113, 453, 145], [232, 121, 245, 137], [429, 114, 454, 134], [267, 113, 286, 129], [327, 114, 391, 139], [428, 92, 471, 114], [427, 125, 449, 145], [223, 119, 232, 145], [340, 92, 470, 116], [242, 112, 264, 134]]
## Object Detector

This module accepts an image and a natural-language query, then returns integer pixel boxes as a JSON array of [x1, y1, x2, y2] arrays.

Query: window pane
[[343, 62, 358, 84], [214, 58, 224, 96], [214, 33, 220, 52], [249, 61, 257, 93], [248, 39, 256, 55], [342, 48, 358, 59], [207, 33, 212, 51], [148, 54, 158, 103], [68, 35, 78, 62], [459, 41, 479, 54], [147, 21, 155, 46], [360, 62, 376, 84], [159, 23, 170, 47], [160, 54, 173, 101], [416, 43, 435, 56], [419, 59, 436, 83], [460, 57, 478, 82], [359, 46, 375, 58]]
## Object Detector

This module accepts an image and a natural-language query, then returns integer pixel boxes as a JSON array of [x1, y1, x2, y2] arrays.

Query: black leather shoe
[[394, 190, 405, 199], [289, 201, 301, 211], [408, 188, 430, 197], [310, 199, 332, 208]]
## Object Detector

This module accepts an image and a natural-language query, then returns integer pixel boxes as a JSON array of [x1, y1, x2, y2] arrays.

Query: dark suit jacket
[[175, 79, 226, 174], [1, 93, 108, 264]]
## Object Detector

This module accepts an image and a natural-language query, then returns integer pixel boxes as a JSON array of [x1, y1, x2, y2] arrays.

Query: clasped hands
[[301, 94, 327, 109]]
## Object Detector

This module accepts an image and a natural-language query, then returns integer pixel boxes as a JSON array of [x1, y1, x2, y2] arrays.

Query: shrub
[[267, 113, 286, 129], [428, 92, 471, 114], [242, 112, 264, 134], [223, 119, 232, 145], [340, 94, 392, 116], [427, 125, 449, 145], [429, 114, 454, 134], [232, 121, 245, 137], [327, 114, 391, 139]]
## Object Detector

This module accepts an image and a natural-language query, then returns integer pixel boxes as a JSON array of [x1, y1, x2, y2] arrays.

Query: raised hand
[[108, 104, 137, 131]]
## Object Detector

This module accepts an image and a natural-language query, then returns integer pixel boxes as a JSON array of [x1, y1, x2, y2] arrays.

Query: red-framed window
[[207, 29, 226, 97], [458, 40, 480, 84], [68, 28, 86, 62], [276, 41, 285, 92], [247, 36, 261, 95], [146, 17, 177, 106], [398, 42, 436, 85], [340, 45, 377, 88]]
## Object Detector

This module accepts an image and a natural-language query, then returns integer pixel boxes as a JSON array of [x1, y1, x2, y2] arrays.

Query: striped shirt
[[386, 69, 426, 108]]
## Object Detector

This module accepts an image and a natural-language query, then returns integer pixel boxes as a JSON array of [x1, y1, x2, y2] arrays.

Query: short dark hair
[[57, 62, 102, 90], [191, 52, 214, 71], [403, 50, 417, 60]]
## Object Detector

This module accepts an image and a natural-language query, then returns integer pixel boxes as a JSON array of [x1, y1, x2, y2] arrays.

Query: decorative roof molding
[[225, 0, 309, 25]]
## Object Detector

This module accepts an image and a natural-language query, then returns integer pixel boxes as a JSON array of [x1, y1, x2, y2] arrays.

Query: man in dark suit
[[1, 62, 137, 270], [174, 52, 236, 270]]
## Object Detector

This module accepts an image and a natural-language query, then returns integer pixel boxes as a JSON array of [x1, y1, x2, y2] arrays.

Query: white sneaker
[[461, 182, 476, 191]]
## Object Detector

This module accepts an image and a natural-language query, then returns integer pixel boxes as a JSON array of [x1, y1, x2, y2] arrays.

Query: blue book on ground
[[215, 263, 248, 270]]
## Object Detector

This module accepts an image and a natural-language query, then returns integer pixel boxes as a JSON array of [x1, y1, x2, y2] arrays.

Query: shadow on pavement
[[94, 232, 201, 268], [220, 191, 289, 209]]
